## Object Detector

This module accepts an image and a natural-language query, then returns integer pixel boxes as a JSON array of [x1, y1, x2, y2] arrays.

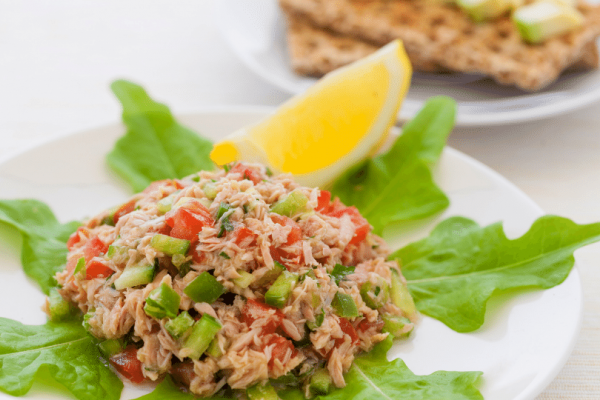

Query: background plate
[[0, 108, 582, 400], [213, 0, 600, 126]]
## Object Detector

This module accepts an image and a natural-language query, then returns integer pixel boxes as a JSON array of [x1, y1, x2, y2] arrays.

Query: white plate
[[213, 0, 600, 126], [0, 108, 582, 400]]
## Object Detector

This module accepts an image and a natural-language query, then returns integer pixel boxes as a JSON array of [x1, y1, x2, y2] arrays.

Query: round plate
[[213, 0, 600, 126], [0, 108, 582, 400]]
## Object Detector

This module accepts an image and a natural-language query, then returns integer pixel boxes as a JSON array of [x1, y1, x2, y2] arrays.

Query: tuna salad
[[46, 162, 417, 398]]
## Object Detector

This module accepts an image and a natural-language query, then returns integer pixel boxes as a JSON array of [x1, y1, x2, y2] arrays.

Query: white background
[[0, 1, 599, 398]]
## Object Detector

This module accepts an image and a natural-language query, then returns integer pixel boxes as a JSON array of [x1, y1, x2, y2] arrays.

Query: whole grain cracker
[[279, 0, 600, 91]]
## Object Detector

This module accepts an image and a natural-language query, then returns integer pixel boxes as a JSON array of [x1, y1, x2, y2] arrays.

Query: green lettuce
[[107, 80, 214, 192], [280, 336, 482, 400], [330, 96, 455, 234], [392, 215, 600, 332], [0, 199, 79, 294], [0, 318, 122, 400]]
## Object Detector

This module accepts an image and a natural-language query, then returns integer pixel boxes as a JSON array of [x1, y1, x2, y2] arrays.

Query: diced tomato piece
[[83, 237, 109, 261], [86, 259, 113, 280], [336, 317, 360, 347], [143, 179, 185, 195], [233, 226, 257, 247], [316, 190, 332, 213], [170, 362, 195, 387], [269, 246, 303, 269], [109, 345, 145, 384], [328, 206, 370, 245], [264, 335, 298, 369], [357, 318, 384, 333], [242, 299, 283, 334], [113, 199, 137, 225], [165, 200, 214, 242], [190, 247, 205, 264], [66, 227, 89, 251], [230, 163, 262, 185], [270, 214, 302, 245]]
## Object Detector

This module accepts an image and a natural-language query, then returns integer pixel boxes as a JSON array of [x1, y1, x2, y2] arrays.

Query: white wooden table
[[1, 0, 599, 398]]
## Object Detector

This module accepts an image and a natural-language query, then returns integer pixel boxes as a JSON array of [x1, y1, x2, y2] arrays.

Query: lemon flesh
[[514, 1, 583, 44], [210, 40, 412, 188]]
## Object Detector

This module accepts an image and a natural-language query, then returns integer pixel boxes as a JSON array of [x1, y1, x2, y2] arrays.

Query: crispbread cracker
[[284, 14, 447, 75], [279, 0, 600, 90]]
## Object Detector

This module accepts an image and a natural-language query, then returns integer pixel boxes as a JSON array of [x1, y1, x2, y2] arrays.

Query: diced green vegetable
[[48, 288, 72, 322], [101, 205, 119, 226], [310, 368, 332, 395], [331, 292, 360, 318], [265, 271, 299, 309], [182, 314, 222, 360], [254, 261, 286, 286], [330, 264, 355, 285], [246, 382, 279, 400], [107, 245, 127, 260], [165, 311, 194, 339], [233, 270, 254, 288], [184, 272, 225, 303], [144, 283, 181, 319], [382, 314, 414, 338], [216, 202, 234, 238], [114, 262, 156, 290], [270, 190, 310, 217], [98, 339, 125, 358], [82, 309, 94, 330], [73, 257, 86, 279], [157, 192, 178, 214], [219, 251, 231, 259], [216, 202, 231, 219], [150, 234, 190, 256], [307, 312, 325, 331], [203, 182, 218, 200], [206, 337, 223, 358], [360, 277, 390, 309], [171, 253, 188, 267], [390, 269, 416, 319]]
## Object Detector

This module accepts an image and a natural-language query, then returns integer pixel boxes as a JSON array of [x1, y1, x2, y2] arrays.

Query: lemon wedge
[[210, 39, 412, 187]]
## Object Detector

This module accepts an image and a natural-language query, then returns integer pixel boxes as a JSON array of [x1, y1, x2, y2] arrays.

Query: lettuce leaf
[[107, 80, 214, 193], [330, 96, 455, 234], [0, 199, 79, 294], [278, 336, 482, 399], [0, 318, 123, 400], [133, 375, 230, 400], [392, 216, 600, 332]]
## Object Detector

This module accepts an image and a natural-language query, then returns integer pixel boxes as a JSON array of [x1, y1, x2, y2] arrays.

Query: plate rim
[[0, 106, 584, 400]]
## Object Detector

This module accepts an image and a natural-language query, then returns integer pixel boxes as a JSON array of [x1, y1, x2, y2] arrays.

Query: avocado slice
[[513, 1, 583, 44]]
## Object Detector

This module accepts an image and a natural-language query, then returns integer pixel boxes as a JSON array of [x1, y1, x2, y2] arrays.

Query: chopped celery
[[246, 382, 278, 400], [114, 263, 156, 290], [254, 261, 286, 286], [307, 312, 325, 331], [182, 314, 222, 360], [270, 190, 310, 217], [150, 234, 190, 256], [391, 269, 416, 319], [331, 292, 360, 318], [82, 309, 95, 330], [184, 272, 225, 303], [233, 270, 254, 288], [199, 198, 212, 209], [165, 311, 194, 339], [206, 337, 223, 358], [171, 253, 188, 267], [144, 283, 181, 319], [360, 277, 390, 309], [98, 339, 125, 358], [73, 257, 86, 279], [48, 288, 72, 322], [265, 271, 299, 309], [107, 245, 128, 260], [202, 182, 218, 200], [157, 192, 179, 214], [309, 368, 332, 395], [382, 314, 414, 338]]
